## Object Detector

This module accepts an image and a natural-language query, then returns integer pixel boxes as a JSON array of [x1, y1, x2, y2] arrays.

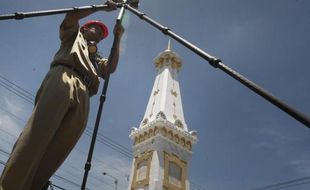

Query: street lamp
[[102, 172, 118, 190]]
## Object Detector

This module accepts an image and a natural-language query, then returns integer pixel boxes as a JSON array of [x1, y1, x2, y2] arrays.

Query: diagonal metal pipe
[[124, 3, 310, 128]]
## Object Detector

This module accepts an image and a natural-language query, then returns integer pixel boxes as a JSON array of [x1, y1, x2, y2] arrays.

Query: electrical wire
[[0, 106, 27, 123], [84, 128, 132, 158], [250, 176, 310, 190], [0, 76, 34, 104], [50, 183, 66, 190], [53, 174, 83, 189], [0, 148, 10, 156], [60, 159, 116, 189], [0, 75, 34, 99], [73, 147, 123, 174], [191, 182, 207, 190], [0, 160, 6, 166]]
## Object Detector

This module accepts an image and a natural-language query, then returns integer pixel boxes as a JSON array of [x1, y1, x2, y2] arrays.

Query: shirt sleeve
[[59, 21, 79, 42]]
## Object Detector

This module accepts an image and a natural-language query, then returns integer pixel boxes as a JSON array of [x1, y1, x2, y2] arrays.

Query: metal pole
[[124, 4, 310, 128], [80, 2, 127, 189], [80, 72, 111, 190], [0, 5, 110, 20]]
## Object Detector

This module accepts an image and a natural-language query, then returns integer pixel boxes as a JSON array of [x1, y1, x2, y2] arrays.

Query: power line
[[53, 174, 85, 189], [266, 181, 310, 190], [84, 128, 132, 158], [0, 81, 33, 104], [250, 176, 310, 190], [73, 147, 123, 175], [0, 159, 6, 166], [0, 126, 20, 141], [0, 148, 10, 156], [0, 75, 34, 104], [0, 106, 27, 123], [84, 130, 131, 158], [0, 75, 34, 98], [85, 127, 131, 155], [60, 160, 115, 189], [0, 135, 15, 150], [50, 183, 66, 190], [57, 167, 97, 187], [191, 181, 207, 190]]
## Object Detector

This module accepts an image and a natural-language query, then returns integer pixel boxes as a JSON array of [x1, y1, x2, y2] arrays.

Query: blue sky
[[1, 0, 310, 189]]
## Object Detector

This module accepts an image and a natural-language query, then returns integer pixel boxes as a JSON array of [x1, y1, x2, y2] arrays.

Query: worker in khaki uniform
[[0, 1, 124, 189]]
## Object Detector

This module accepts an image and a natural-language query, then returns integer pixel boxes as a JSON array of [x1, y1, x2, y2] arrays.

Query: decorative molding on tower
[[154, 51, 182, 71], [130, 118, 197, 151]]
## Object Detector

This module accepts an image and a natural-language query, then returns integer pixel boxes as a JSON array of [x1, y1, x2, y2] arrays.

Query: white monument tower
[[128, 41, 198, 190]]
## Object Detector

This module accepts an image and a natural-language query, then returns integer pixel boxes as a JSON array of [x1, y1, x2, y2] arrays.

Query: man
[[0, 1, 124, 189]]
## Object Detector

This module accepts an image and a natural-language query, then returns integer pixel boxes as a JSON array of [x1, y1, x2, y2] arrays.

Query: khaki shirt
[[50, 22, 108, 96]]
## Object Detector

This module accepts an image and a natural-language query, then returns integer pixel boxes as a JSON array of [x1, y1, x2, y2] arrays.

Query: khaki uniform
[[0, 22, 108, 190]]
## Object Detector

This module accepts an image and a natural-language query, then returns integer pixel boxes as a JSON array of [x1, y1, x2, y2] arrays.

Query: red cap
[[81, 20, 109, 40]]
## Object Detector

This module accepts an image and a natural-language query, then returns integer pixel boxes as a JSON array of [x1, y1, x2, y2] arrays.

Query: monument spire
[[140, 40, 188, 131], [128, 41, 197, 190]]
